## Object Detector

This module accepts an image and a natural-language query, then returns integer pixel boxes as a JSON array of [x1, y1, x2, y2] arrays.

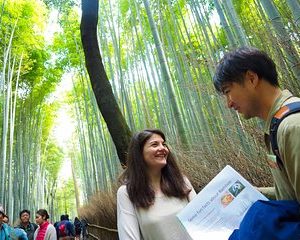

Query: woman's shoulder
[[117, 185, 128, 196], [182, 175, 197, 200], [47, 224, 56, 230], [182, 175, 192, 185], [117, 185, 134, 207]]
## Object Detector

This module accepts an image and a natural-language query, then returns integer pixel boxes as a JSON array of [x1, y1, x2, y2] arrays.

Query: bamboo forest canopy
[[0, 0, 299, 222]]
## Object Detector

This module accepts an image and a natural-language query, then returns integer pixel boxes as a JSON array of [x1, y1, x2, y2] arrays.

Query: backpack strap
[[269, 102, 300, 167]]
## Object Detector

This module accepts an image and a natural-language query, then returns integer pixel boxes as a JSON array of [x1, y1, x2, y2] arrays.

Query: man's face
[[21, 212, 30, 224], [221, 78, 259, 120]]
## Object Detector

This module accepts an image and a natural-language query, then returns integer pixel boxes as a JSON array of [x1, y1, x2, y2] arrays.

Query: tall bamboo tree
[[259, 0, 300, 81], [80, 0, 132, 166]]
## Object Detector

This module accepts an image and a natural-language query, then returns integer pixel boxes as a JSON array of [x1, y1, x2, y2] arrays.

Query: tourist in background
[[17, 210, 38, 240], [34, 209, 56, 240], [73, 217, 82, 240], [55, 214, 75, 240]]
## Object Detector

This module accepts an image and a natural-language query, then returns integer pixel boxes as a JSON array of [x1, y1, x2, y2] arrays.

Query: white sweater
[[34, 224, 57, 240], [117, 179, 196, 240]]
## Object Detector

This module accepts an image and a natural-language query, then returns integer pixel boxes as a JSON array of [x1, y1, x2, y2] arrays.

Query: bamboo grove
[[0, 0, 300, 221]]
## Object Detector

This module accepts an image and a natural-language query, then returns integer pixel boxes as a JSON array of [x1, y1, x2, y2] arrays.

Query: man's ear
[[245, 70, 259, 88]]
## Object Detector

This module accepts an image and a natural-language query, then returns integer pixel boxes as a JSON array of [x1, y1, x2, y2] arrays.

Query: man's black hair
[[213, 47, 279, 93], [19, 209, 31, 218], [61, 214, 68, 221]]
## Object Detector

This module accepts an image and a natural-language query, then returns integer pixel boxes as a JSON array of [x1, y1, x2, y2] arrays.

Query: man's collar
[[263, 90, 293, 134]]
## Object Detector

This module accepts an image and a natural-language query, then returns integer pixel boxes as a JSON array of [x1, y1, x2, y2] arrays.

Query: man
[[55, 215, 75, 240], [213, 47, 300, 202], [16, 210, 37, 240]]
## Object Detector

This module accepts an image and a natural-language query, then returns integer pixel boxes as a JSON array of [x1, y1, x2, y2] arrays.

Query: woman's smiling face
[[143, 133, 169, 171]]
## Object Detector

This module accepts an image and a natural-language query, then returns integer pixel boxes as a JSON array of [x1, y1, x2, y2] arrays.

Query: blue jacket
[[0, 224, 10, 240], [1, 224, 28, 240], [55, 221, 75, 238], [9, 228, 28, 240], [229, 200, 300, 240]]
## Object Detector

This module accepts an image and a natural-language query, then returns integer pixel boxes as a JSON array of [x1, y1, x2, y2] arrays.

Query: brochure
[[177, 165, 268, 240]]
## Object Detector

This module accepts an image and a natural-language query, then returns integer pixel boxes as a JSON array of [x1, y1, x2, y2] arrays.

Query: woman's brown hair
[[36, 209, 49, 220], [120, 129, 191, 209]]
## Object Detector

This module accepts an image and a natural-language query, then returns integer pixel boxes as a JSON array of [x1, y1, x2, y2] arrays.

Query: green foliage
[[41, 102, 60, 148], [54, 179, 77, 218], [3, 0, 295, 216], [0, 0, 64, 103], [0, 0, 70, 219], [233, 0, 264, 43], [0, 0, 47, 65], [43, 0, 79, 14], [43, 139, 64, 180], [214, 27, 227, 49], [51, 9, 82, 70]]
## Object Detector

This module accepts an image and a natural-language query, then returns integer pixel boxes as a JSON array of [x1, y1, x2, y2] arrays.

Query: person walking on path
[[34, 209, 56, 240], [73, 218, 81, 240], [55, 215, 75, 240]]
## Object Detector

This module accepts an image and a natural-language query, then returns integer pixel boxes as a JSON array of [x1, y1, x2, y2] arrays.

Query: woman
[[117, 129, 196, 240], [34, 209, 56, 240]]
